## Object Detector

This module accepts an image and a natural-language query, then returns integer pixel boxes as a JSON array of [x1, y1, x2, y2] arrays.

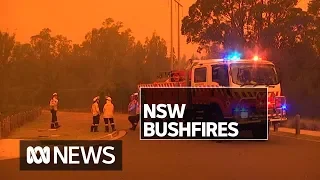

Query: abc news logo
[[26, 146, 115, 165], [20, 140, 122, 171]]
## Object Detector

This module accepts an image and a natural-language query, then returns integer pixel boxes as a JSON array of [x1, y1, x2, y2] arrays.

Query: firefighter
[[133, 92, 140, 130], [128, 94, 137, 130], [49, 93, 60, 129], [91, 96, 100, 132], [103, 96, 116, 132], [172, 72, 180, 82]]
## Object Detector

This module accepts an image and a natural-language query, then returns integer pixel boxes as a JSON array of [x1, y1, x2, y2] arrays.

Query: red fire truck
[[137, 54, 287, 139]]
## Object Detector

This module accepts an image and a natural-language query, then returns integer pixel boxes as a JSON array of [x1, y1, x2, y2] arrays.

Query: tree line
[[181, 0, 320, 117], [1, 0, 320, 117], [0, 18, 187, 113]]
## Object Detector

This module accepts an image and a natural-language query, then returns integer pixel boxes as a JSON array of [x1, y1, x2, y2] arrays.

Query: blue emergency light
[[224, 51, 242, 61], [281, 105, 287, 109], [234, 107, 247, 112]]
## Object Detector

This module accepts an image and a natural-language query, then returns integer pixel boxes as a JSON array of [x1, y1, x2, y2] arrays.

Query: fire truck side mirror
[[275, 73, 281, 84], [275, 67, 281, 84]]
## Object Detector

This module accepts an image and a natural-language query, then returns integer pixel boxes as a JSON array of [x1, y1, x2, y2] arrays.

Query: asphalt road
[[1, 111, 320, 180]]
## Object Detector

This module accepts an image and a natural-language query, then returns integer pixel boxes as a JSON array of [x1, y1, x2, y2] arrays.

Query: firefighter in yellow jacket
[[103, 96, 115, 132], [49, 93, 60, 129], [91, 96, 100, 132]]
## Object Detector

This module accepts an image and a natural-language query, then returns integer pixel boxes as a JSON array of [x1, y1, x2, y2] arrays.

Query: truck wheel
[[205, 104, 223, 122], [206, 105, 224, 143], [183, 108, 194, 122], [251, 122, 268, 140]]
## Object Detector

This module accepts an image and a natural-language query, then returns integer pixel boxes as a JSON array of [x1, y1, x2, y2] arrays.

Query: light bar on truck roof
[[252, 55, 262, 61], [224, 51, 242, 61]]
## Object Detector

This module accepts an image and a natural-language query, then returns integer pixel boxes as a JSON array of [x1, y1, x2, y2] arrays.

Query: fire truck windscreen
[[230, 63, 279, 86]]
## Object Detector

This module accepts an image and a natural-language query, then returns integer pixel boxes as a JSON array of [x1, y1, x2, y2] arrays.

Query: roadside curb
[[270, 127, 320, 137], [270, 132, 320, 143]]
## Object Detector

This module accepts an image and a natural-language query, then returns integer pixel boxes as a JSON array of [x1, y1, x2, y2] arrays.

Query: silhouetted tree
[[181, 0, 320, 116], [0, 18, 171, 112], [0, 31, 15, 109]]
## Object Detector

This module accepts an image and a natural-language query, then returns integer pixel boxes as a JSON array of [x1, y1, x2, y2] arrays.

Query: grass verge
[[270, 131, 320, 142]]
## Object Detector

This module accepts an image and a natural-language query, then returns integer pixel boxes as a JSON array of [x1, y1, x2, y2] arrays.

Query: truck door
[[211, 64, 229, 87], [191, 67, 207, 86], [191, 66, 208, 104]]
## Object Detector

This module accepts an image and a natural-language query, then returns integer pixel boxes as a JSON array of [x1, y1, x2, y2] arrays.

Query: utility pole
[[177, 1, 181, 65], [170, 0, 173, 70], [177, 1, 180, 64], [171, 0, 183, 70]]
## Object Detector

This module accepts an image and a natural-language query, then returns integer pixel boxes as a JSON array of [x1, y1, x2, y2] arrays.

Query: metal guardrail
[[0, 107, 42, 138]]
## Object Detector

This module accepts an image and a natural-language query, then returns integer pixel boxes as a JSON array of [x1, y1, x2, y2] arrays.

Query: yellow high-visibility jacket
[[103, 101, 114, 118], [50, 98, 58, 111], [91, 102, 100, 116]]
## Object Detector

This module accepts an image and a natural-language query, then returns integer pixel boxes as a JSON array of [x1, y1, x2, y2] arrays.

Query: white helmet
[[53, 93, 58, 96], [93, 97, 98, 102], [106, 97, 112, 101]]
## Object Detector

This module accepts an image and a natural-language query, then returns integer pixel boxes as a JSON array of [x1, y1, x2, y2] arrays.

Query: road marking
[[91, 130, 127, 140], [111, 130, 127, 140], [92, 133, 113, 140], [270, 133, 320, 143], [38, 135, 50, 138], [38, 129, 57, 132]]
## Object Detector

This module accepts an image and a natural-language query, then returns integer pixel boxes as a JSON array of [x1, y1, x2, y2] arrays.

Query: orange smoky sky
[[1, 0, 310, 58]]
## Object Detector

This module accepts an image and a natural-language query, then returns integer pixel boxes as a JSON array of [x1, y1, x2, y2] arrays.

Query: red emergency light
[[268, 93, 287, 109], [268, 92, 275, 108], [275, 96, 286, 109], [252, 55, 261, 61]]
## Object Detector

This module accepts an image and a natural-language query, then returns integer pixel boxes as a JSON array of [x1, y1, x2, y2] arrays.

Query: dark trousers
[[128, 115, 139, 130], [50, 109, 59, 128], [91, 115, 100, 132], [104, 118, 115, 132], [135, 114, 140, 125], [128, 116, 135, 126], [93, 115, 100, 125]]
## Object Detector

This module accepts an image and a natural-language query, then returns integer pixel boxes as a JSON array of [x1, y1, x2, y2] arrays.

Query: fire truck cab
[[138, 54, 287, 139], [190, 56, 287, 123]]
